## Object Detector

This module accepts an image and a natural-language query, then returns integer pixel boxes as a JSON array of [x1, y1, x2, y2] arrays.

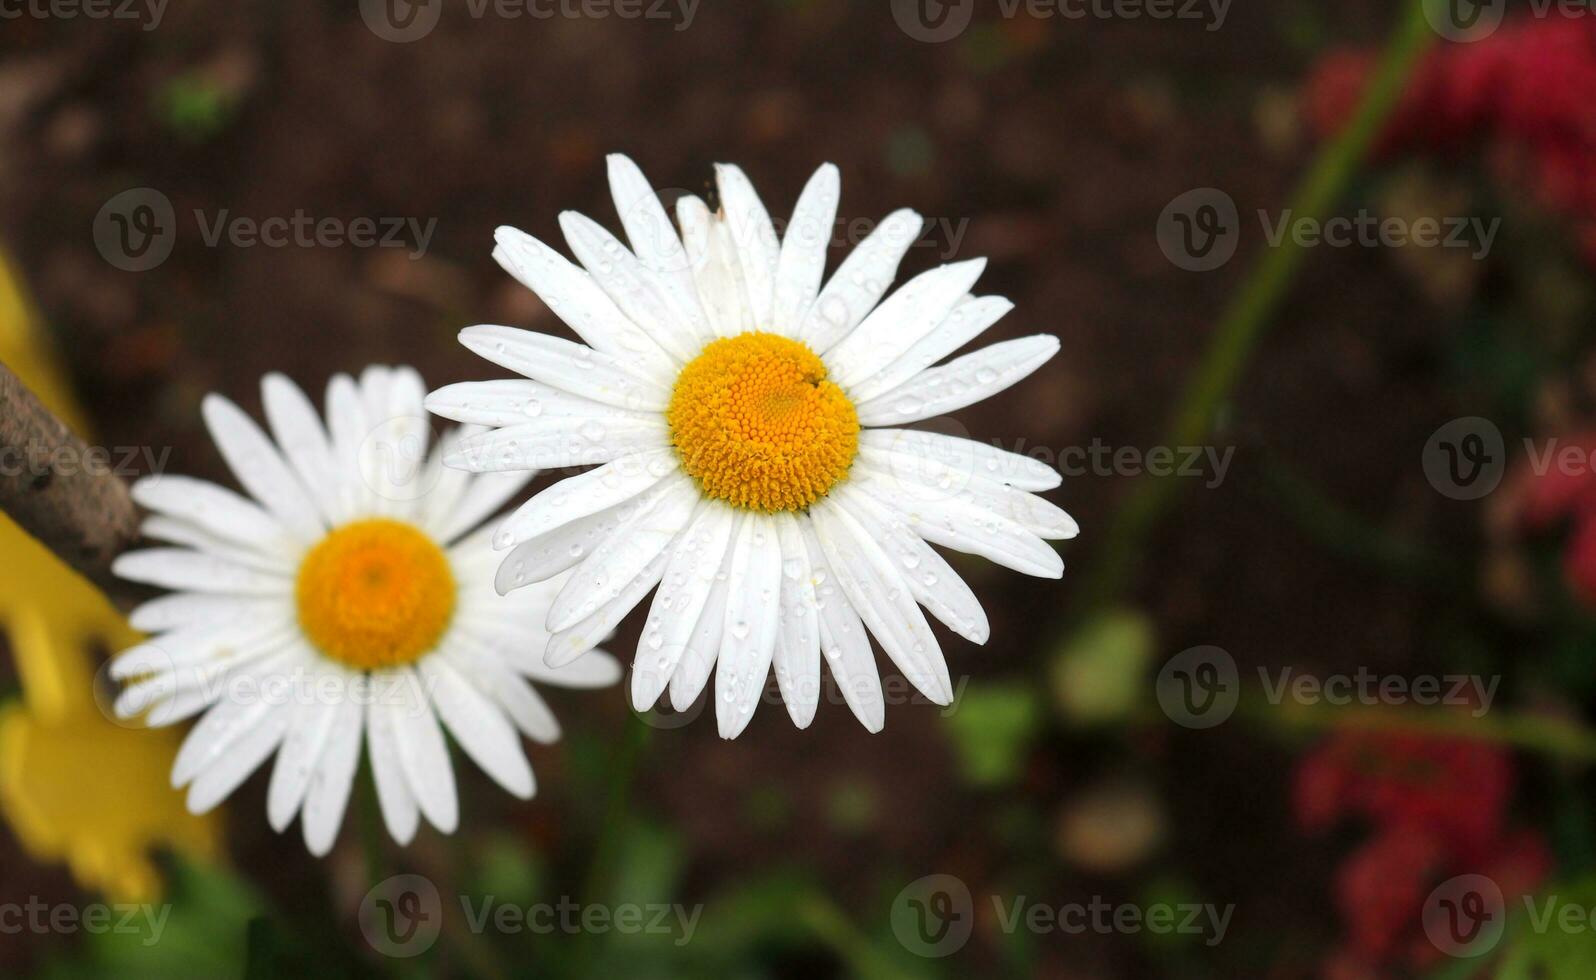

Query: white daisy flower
[[110, 366, 620, 856], [427, 155, 1076, 738]]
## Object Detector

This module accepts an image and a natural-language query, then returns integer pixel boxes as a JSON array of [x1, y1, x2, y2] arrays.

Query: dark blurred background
[[4, 1, 1594, 977]]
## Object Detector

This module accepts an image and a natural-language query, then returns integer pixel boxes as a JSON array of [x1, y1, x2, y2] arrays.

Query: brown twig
[[0, 358, 141, 600]]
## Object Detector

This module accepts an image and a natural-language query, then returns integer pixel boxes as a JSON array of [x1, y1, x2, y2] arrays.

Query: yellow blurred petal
[[0, 246, 218, 902]]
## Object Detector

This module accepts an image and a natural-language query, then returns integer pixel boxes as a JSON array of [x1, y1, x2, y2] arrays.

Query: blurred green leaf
[[1050, 608, 1155, 726], [824, 779, 879, 835], [152, 76, 238, 143], [1497, 876, 1596, 980], [942, 683, 1042, 788]]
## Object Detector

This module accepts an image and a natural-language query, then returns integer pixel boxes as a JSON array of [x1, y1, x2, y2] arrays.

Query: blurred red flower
[[1295, 729, 1550, 976], [1304, 16, 1596, 264]]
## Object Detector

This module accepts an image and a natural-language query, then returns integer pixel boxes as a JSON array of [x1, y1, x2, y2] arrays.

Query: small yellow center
[[667, 332, 859, 513], [296, 519, 456, 670]]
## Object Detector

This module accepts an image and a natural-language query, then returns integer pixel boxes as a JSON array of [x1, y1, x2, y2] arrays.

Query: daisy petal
[[128, 593, 281, 634], [434, 481, 526, 551], [606, 154, 714, 349], [426, 379, 654, 428], [826, 258, 987, 391], [846, 295, 1014, 404], [268, 696, 340, 832], [494, 225, 680, 380], [418, 656, 534, 799], [186, 703, 293, 815], [771, 514, 821, 729], [302, 693, 363, 856], [325, 373, 375, 518], [513, 646, 623, 689], [631, 505, 736, 711], [715, 163, 780, 327], [446, 417, 669, 474], [858, 452, 1077, 539], [367, 695, 420, 845], [390, 669, 458, 834], [772, 163, 840, 335], [140, 516, 295, 575], [859, 428, 1061, 491], [131, 475, 291, 554], [262, 373, 342, 523], [492, 496, 645, 593], [202, 394, 325, 542], [547, 476, 697, 632], [798, 208, 923, 354], [445, 639, 564, 743], [839, 487, 990, 644], [798, 519, 885, 732], [558, 210, 703, 365], [113, 548, 290, 596], [855, 335, 1059, 426], [493, 450, 677, 549], [811, 500, 954, 705], [678, 195, 753, 338], [668, 539, 732, 713], [854, 472, 1064, 579], [544, 547, 669, 668], [459, 324, 670, 413], [715, 514, 782, 739]]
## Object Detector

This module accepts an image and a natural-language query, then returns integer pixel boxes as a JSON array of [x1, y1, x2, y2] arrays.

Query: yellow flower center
[[295, 519, 456, 671], [667, 332, 859, 513]]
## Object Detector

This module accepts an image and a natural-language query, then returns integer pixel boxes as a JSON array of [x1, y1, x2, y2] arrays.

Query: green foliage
[[1495, 877, 1596, 980], [1050, 607, 1155, 726], [942, 682, 1043, 788]]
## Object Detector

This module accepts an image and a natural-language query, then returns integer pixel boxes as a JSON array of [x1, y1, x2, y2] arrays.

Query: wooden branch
[[0, 358, 141, 600]]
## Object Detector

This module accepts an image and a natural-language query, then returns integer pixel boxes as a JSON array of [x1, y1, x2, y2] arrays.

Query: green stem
[[356, 758, 385, 889], [1076, 1, 1438, 610], [1254, 455, 1459, 586], [1226, 695, 1596, 764], [796, 891, 920, 980], [581, 713, 652, 904]]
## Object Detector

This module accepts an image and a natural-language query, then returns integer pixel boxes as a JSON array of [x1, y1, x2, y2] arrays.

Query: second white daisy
[[111, 366, 619, 855]]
